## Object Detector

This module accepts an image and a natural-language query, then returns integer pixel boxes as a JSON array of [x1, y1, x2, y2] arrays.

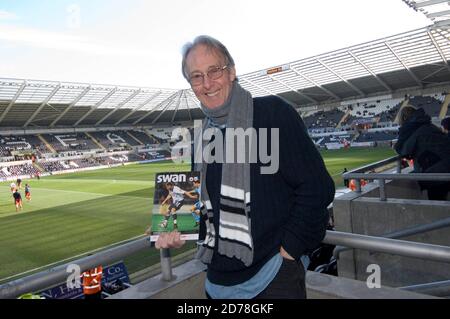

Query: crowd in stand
[[302, 93, 448, 149], [0, 164, 39, 179]]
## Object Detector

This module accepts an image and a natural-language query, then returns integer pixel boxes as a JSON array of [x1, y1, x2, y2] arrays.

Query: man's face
[[185, 44, 236, 109]]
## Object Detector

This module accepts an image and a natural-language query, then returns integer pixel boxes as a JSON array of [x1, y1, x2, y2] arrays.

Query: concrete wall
[[111, 259, 438, 299], [334, 181, 450, 287]]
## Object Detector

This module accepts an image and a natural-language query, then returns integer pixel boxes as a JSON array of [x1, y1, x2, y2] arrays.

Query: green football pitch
[[0, 146, 395, 281]]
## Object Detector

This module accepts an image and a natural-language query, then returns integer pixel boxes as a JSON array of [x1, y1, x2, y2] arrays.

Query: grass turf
[[0, 147, 395, 281]]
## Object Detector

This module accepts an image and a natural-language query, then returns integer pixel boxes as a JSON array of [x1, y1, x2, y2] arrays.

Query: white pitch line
[[28, 186, 151, 200], [38, 178, 154, 185]]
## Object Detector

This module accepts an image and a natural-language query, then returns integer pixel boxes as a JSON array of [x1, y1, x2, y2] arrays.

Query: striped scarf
[[194, 81, 254, 266]]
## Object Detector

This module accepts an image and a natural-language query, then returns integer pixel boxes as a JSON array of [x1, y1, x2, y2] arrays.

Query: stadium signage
[[267, 67, 283, 75], [107, 133, 126, 144], [55, 134, 77, 147], [5, 141, 32, 150], [38, 262, 130, 299], [156, 174, 187, 183]]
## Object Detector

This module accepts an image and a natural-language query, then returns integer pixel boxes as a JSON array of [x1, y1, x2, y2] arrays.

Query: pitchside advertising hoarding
[[38, 262, 130, 299]]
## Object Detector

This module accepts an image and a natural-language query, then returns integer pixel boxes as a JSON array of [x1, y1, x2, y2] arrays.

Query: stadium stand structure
[[409, 94, 445, 118]]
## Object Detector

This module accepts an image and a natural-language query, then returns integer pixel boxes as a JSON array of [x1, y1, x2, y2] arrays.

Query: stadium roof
[[0, 23, 449, 128], [403, 0, 450, 23]]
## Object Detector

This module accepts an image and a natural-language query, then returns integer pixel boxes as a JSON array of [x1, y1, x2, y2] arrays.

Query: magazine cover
[[149, 171, 201, 241]]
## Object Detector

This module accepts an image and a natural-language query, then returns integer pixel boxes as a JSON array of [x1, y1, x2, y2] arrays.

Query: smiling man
[[156, 35, 335, 299]]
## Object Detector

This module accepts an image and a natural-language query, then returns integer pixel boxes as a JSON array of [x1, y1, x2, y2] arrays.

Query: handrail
[[323, 231, 450, 263], [1, 230, 450, 299], [0, 237, 152, 299], [333, 216, 450, 258], [343, 172, 450, 182], [342, 172, 450, 199], [346, 155, 400, 174], [399, 280, 450, 297]]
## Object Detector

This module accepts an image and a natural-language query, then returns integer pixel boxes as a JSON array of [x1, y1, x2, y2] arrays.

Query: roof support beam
[[95, 89, 141, 126], [115, 91, 162, 126], [24, 83, 61, 127], [426, 9, 450, 19], [347, 50, 392, 92], [0, 80, 27, 124], [171, 90, 184, 124], [185, 91, 196, 121], [384, 41, 423, 88], [151, 91, 181, 125], [268, 75, 318, 103], [73, 88, 117, 127], [420, 65, 448, 81], [427, 29, 450, 74], [415, 0, 449, 8], [49, 86, 91, 127], [240, 78, 297, 107], [132, 91, 179, 125], [316, 58, 365, 96], [289, 66, 341, 100]]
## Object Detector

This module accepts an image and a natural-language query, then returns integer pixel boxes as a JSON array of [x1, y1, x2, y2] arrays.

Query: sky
[[0, 0, 431, 90]]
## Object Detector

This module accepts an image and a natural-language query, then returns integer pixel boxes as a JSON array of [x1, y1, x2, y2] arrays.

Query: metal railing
[[1, 230, 450, 299], [333, 217, 450, 258], [0, 236, 153, 299], [343, 170, 450, 200], [400, 280, 450, 297], [1, 156, 449, 299], [345, 155, 401, 175]]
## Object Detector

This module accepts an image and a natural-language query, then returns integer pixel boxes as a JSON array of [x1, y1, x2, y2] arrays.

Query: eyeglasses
[[188, 65, 229, 86]]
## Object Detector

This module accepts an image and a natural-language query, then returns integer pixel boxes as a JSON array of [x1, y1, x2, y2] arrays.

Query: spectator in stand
[[342, 168, 349, 187], [395, 106, 450, 200]]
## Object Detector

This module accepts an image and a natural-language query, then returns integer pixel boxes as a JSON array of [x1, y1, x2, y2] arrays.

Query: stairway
[[127, 131, 144, 145], [85, 132, 106, 151], [337, 110, 351, 128], [439, 93, 450, 119], [37, 134, 56, 153], [393, 99, 410, 124]]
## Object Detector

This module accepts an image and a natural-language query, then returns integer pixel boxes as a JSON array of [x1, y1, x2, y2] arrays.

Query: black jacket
[[395, 108, 450, 173], [200, 96, 335, 285]]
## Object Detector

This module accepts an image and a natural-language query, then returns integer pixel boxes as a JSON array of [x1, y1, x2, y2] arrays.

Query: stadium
[[0, 0, 450, 300]]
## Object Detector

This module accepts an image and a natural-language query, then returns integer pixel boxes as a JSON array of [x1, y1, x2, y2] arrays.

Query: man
[[25, 183, 31, 201], [160, 182, 197, 230], [395, 106, 450, 200], [13, 189, 23, 212], [156, 36, 335, 299]]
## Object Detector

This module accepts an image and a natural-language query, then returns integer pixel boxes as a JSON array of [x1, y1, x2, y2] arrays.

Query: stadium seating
[[41, 133, 100, 152], [147, 128, 172, 143], [0, 164, 39, 178], [355, 131, 398, 143], [88, 131, 139, 149], [303, 109, 346, 130], [408, 95, 443, 118], [0, 136, 37, 156], [128, 130, 159, 145]]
